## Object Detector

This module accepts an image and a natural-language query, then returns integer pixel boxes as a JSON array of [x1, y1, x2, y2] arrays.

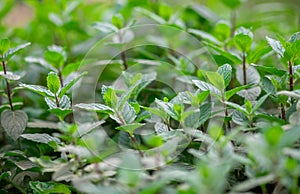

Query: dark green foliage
[[0, 1, 300, 194]]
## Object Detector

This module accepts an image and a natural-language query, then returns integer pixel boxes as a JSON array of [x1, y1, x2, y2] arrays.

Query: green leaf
[[225, 84, 252, 100], [251, 64, 286, 77], [289, 111, 300, 125], [20, 83, 55, 98], [25, 56, 57, 72], [232, 174, 276, 192], [288, 32, 299, 43], [58, 72, 87, 98], [15, 160, 39, 170], [102, 86, 118, 109], [204, 42, 242, 64], [0, 71, 21, 81], [217, 64, 232, 87], [277, 91, 300, 99], [118, 72, 156, 110], [116, 123, 144, 136], [47, 72, 60, 94], [247, 44, 272, 64], [0, 38, 10, 55], [225, 101, 248, 115], [245, 100, 252, 113], [266, 36, 285, 57], [261, 77, 276, 95], [184, 103, 212, 129], [232, 110, 249, 125], [0, 171, 11, 181], [48, 108, 73, 120], [1, 110, 28, 140], [188, 28, 221, 45], [214, 21, 231, 42], [206, 71, 225, 91], [142, 106, 168, 119], [4, 42, 31, 61], [221, 0, 241, 9], [93, 22, 118, 33], [59, 95, 71, 109], [120, 102, 137, 124], [233, 27, 253, 52], [191, 91, 210, 107], [280, 125, 300, 147], [61, 62, 81, 76], [256, 113, 285, 125], [112, 15, 123, 29], [44, 50, 64, 69], [21, 133, 60, 144], [237, 86, 261, 101], [45, 95, 70, 110], [197, 103, 212, 127], [252, 94, 270, 113], [48, 45, 67, 60], [155, 99, 179, 121], [192, 80, 222, 97], [29, 181, 71, 194], [75, 103, 114, 114], [236, 65, 260, 85], [264, 126, 283, 145], [185, 111, 201, 128], [135, 7, 166, 24]]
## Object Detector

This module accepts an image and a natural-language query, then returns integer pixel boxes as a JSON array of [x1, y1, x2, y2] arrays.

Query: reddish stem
[[242, 53, 247, 85], [2, 60, 14, 111]]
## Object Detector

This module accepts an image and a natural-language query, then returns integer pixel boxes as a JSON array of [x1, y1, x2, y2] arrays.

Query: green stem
[[18, 139, 22, 150], [280, 103, 286, 121], [291, 176, 298, 194], [222, 95, 231, 131], [118, 31, 128, 70], [115, 111, 144, 157], [230, 10, 236, 38], [58, 68, 64, 87], [289, 61, 294, 91]]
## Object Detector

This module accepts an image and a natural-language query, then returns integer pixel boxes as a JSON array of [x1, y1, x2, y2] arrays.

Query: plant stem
[[4, 177, 26, 194], [2, 60, 14, 111], [115, 111, 144, 157], [289, 61, 293, 91], [118, 30, 128, 70], [55, 94, 60, 108], [2, 131, 6, 145], [121, 51, 128, 70], [224, 105, 231, 130], [242, 53, 247, 85], [230, 10, 236, 38], [280, 103, 286, 121], [129, 133, 144, 157], [222, 96, 231, 131], [58, 68, 63, 87], [18, 139, 22, 150], [292, 176, 298, 194]]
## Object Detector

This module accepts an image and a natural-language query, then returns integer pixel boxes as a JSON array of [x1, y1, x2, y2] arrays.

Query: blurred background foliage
[[1, 0, 299, 51], [0, 0, 299, 130], [0, 1, 300, 193]]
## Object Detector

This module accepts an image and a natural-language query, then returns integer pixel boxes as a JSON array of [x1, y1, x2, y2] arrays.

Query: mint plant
[[20, 71, 86, 121], [1, 1, 300, 194], [0, 38, 30, 142]]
